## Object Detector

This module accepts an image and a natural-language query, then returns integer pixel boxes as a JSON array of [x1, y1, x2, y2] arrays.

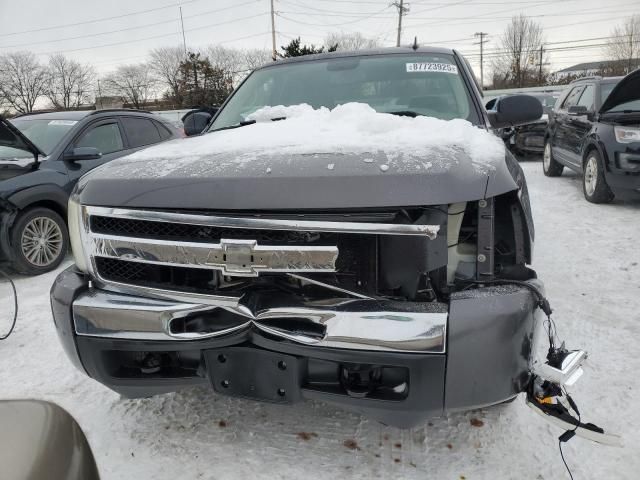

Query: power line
[[279, 0, 389, 16], [35, 12, 269, 56], [403, 0, 635, 30], [0, 1, 261, 49], [0, 0, 203, 38], [276, 6, 391, 27]]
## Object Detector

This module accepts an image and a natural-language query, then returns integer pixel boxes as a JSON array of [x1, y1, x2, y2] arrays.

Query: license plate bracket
[[205, 347, 301, 404]]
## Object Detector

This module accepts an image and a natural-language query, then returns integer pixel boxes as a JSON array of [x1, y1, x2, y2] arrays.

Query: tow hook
[[527, 347, 621, 447]]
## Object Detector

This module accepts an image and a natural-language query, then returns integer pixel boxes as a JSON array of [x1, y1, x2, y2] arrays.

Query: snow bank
[[128, 103, 504, 168]]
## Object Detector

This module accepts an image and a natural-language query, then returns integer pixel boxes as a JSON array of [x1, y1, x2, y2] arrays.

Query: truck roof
[[256, 45, 458, 69]]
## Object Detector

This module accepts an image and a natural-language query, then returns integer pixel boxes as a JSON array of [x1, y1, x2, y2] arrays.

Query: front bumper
[[51, 266, 544, 428]]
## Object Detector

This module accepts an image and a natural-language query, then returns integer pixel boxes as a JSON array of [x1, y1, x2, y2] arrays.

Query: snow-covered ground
[[0, 161, 638, 479]]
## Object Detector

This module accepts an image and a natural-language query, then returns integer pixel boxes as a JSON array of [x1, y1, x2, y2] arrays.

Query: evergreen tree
[[279, 38, 338, 58], [178, 52, 233, 107]]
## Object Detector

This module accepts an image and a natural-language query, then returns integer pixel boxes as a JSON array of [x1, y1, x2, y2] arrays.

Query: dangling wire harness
[[459, 277, 620, 478], [0, 267, 18, 340]]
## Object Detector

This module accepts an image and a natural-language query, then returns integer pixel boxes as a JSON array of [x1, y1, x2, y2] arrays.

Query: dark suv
[[543, 70, 640, 202], [0, 110, 181, 274]]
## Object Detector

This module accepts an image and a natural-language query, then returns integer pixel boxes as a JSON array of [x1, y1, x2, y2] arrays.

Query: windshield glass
[[211, 54, 479, 130], [6, 118, 76, 156], [531, 94, 558, 108], [600, 81, 618, 105]]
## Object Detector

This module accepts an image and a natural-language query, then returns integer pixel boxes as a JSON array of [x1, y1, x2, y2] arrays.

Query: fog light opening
[[340, 364, 382, 398]]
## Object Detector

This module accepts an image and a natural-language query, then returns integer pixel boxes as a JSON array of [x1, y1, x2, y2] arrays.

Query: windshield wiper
[[383, 110, 423, 118], [211, 116, 287, 133], [211, 119, 256, 133]]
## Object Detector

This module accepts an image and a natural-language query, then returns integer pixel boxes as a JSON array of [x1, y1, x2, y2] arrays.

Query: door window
[[121, 117, 162, 147], [561, 86, 584, 110], [576, 85, 595, 111], [76, 123, 124, 154], [154, 121, 174, 140]]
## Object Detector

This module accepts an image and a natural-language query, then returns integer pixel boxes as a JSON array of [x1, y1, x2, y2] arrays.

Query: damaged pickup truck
[[51, 47, 593, 429]]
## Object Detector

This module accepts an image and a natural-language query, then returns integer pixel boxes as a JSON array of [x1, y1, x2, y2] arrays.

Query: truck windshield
[[210, 54, 479, 131]]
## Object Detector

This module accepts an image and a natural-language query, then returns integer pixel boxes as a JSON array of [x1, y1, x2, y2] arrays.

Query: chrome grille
[[82, 206, 440, 295]]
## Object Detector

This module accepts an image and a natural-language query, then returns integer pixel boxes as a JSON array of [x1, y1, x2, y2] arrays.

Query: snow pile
[[128, 103, 504, 168]]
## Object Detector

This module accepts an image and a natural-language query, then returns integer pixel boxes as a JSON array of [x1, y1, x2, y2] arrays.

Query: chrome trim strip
[[84, 206, 440, 239], [73, 288, 447, 353], [91, 278, 242, 307], [91, 234, 338, 277]]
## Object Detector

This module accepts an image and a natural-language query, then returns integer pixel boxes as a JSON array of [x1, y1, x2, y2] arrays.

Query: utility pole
[[392, 1, 409, 47], [270, 0, 277, 61], [538, 44, 544, 84], [96, 78, 103, 109], [179, 7, 187, 55], [628, 32, 634, 74], [474, 32, 489, 90]]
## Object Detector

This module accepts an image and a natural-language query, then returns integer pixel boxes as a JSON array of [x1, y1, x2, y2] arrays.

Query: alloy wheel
[[20, 216, 64, 267], [543, 143, 551, 171], [584, 156, 598, 197]]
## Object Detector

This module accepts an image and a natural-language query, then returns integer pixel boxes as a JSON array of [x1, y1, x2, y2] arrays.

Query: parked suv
[[0, 110, 181, 274], [51, 47, 547, 428], [543, 70, 640, 202]]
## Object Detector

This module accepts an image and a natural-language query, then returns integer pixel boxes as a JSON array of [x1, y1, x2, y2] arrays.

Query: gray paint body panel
[[77, 150, 518, 210], [445, 282, 543, 410]]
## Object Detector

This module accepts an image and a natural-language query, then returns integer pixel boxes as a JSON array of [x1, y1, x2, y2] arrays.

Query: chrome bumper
[[72, 287, 447, 354]]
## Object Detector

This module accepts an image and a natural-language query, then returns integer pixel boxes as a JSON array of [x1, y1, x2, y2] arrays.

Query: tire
[[542, 140, 563, 177], [9, 207, 69, 275], [583, 150, 614, 204]]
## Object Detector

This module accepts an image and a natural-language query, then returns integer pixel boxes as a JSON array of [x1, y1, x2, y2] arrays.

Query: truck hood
[[600, 68, 640, 114], [77, 104, 519, 210], [77, 147, 518, 210]]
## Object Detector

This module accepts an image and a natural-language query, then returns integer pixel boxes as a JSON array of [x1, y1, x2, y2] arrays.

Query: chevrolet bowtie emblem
[[206, 238, 338, 277]]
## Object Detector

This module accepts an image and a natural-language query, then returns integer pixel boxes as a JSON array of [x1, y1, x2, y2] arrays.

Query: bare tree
[[324, 32, 381, 51], [103, 64, 156, 109], [0, 51, 49, 114], [243, 48, 272, 71], [204, 46, 245, 86], [491, 15, 547, 88], [46, 54, 94, 110], [605, 15, 640, 75], [149, 46, 185, 105]]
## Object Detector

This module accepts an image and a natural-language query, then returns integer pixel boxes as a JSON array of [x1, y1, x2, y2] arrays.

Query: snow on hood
[[123, 103, 504, 176]]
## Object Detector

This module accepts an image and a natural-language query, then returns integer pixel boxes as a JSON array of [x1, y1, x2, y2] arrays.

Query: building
[[554, 59, 640, 79]]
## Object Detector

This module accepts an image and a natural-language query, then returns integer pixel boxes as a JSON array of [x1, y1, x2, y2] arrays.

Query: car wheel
[[542, 141, 563, 177], [10, 207, 69, 275], [583, 151, 614, 204]]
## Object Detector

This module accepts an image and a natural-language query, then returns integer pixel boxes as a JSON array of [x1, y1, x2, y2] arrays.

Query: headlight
[[614, 126, 640, 144], [68, 193, 89, 273]]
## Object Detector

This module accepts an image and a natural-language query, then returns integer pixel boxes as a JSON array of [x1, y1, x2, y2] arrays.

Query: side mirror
[[183, 111, 212, 136], [487, 94, 543, 129], [568, 105, 589, 116], [64, 147, 102, 161]]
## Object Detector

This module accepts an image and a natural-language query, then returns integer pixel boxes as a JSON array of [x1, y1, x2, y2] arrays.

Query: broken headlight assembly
[[68, 192, 89, 273]]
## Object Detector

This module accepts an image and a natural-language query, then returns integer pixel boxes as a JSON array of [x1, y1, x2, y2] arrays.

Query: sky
[[0, 0, 638, 79]]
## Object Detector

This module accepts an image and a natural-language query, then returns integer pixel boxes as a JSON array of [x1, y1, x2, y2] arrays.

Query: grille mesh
[[95, 257, 155, 283], [90, 216, 334, 245]]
